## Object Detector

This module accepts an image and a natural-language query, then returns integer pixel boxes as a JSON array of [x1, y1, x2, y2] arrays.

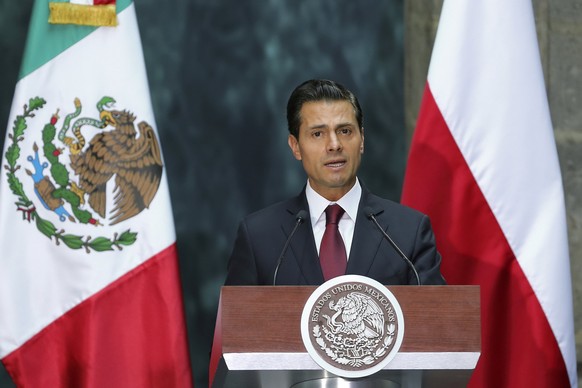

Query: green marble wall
[[0, 1, 404, 386]]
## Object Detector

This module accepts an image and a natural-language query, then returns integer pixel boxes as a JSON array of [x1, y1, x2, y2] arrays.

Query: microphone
[[273, 210, 309, 285], [364, 207, 421, 286]]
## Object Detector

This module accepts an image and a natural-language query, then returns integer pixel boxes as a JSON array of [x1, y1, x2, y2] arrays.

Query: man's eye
[[338, 128, 352, 135], [312, 131, 322, 137]]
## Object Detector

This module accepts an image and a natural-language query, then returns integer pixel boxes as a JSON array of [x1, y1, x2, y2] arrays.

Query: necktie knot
[[325, 204, 345, 226]]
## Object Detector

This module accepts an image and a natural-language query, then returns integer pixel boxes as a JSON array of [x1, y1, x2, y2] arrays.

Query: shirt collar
[[305, 178, 362, 224]]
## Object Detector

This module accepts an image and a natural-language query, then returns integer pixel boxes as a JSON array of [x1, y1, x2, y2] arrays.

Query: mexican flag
[[0, 0, 194, 386], [402, 0, 577, 386]]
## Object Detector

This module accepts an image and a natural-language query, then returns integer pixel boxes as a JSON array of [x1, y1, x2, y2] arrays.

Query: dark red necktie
[[320, 204, 347, 280]]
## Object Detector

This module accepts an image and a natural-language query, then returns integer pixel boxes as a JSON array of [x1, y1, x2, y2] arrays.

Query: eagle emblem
[[323, 292, 386, 342], [3, 96, 164, 252], [65, 98, 163, 225], [317, 291, 396, 368], [301, 276, 404, 378]]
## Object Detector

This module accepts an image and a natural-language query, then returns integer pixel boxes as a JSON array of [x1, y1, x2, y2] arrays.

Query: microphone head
[[296, 210, 309, 222], [363, 206, 375, 219]]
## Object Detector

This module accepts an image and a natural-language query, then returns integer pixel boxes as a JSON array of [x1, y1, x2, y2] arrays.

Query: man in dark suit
[[225, 79, 445, 286]]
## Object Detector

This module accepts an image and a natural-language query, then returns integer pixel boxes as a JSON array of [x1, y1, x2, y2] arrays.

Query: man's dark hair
[[286, 79, 363, 138]]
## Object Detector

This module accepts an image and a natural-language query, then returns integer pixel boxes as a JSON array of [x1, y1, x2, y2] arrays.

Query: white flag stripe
[[0, 4, 174, 358], [427, 0, 575, 384]]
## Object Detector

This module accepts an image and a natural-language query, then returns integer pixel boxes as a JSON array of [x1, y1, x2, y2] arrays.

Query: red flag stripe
[[2, 244, 193, 388], [402, 84, 570, 387]]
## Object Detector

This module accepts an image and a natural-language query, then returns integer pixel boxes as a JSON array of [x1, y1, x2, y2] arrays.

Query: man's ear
[[288, 134, 302, 160], [360, 127, 365, 154]]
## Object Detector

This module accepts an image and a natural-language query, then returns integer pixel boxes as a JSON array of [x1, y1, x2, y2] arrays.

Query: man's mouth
[[325, 160, 346, 168]]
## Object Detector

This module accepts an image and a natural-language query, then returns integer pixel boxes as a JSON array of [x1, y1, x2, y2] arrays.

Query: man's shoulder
[[247, 198, 292, 217], [243, 196, 302, 226], [364, 191, 426, 220]]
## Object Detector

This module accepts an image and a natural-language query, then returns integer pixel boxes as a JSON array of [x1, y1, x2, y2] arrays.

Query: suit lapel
[[283, 191, 324, 285], [346, 188, 385, 277]]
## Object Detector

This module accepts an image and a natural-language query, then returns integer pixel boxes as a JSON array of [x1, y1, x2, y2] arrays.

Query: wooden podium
[[210, 285, 480, 387]]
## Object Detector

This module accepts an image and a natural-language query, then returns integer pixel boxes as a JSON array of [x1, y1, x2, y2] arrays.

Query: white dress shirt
[[305, 178, 362, 259]]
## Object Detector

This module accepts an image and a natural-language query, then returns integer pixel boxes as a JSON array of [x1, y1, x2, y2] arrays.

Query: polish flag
[[0, 0, 193, 386], [401, 0, 577, 386]]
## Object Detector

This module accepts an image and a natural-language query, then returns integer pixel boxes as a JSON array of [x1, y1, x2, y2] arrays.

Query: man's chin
[[318, 178, 356, 192]]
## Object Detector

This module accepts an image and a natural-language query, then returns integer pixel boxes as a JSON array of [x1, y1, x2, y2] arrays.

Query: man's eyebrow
[[307, 122, 355, 130]]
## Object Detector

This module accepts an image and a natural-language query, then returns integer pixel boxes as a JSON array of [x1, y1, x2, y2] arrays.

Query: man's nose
[[327, 132, 342, 151]]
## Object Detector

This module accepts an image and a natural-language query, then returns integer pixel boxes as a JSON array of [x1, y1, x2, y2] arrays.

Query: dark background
[[0, 1, 405, 386]]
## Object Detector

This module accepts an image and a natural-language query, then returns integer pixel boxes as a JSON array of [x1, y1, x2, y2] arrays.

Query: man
[[225, 79, 445, 286]]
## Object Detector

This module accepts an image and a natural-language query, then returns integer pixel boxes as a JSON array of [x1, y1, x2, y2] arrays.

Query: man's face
[[288, 100, 364, 201]]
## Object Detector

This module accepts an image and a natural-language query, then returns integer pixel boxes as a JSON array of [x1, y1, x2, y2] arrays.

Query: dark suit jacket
[[225, 185, 445, 286]]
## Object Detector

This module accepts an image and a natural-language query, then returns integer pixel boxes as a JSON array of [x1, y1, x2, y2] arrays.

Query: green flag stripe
[[19, 0, 131, 79]]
